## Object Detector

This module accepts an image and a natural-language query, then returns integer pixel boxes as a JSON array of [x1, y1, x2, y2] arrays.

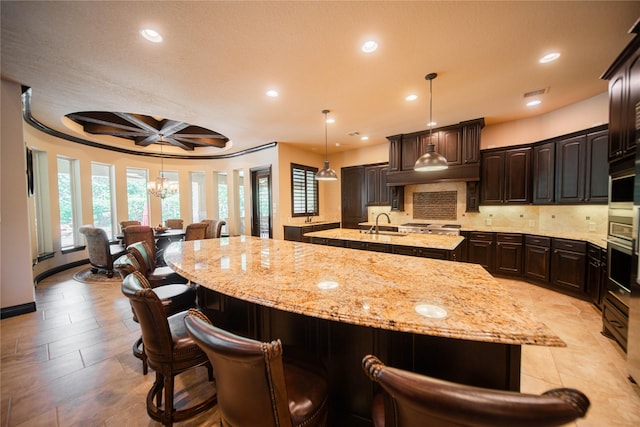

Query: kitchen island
[[165, 236, 563, 425]]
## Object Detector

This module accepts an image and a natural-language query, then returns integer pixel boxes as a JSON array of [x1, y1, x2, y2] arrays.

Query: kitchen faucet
[[373, 212, 391, 234]]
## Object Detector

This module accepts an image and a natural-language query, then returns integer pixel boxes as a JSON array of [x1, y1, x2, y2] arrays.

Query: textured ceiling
[[2, 1, 639, 157]]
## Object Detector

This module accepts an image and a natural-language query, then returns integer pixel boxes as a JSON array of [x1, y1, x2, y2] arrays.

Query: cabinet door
[[401, 134, 422, 171], [496, 234, 523, 276], [587, 255, 601, 307], [524, 244, 551, 282], [365, 166, 379, 206], [480, 151, 505, 204], [533, 142, 555, 204], [378, 166, 390, 206], [608, 73, 626, 160], [462, 122, 481, 164], [341, 166, 366, 229], [440, 129, 462, 166], [467, 233, 495, 272], [585, 130, 609, 203], [388, 136, 401, 172], [624, 53, 640, 155], [555, 135, 586, 203], [504, 148, 531, 203], [551, 248, 586, 292], [390, 186, 404, 211]]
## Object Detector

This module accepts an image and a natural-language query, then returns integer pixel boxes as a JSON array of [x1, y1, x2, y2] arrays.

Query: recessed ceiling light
[[361, 136, 369, 141], [361, 40, 378, 53], [527, 100, 542, 107], [539, 52, 560, 64], [405, 94, 418, 101], [140, 28, 163, 43], [266, 89, 279, 97], [335, 143, 341, 147], [427, 121, 437, 127], [326, 118, 335, 124]]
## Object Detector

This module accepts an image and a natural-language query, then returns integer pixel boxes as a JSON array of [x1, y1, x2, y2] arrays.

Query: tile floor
[[1, 266, 639, 426]]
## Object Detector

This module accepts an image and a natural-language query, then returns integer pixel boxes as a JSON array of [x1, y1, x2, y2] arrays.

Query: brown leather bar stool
[[114, 253, 196, 374], [184, 309, 329, 427], [362, 354, 590, 427], [122, 272, 217, 426], [127, 240, 187, 286]]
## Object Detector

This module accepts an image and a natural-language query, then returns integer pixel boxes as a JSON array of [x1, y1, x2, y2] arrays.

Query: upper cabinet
[[365, 164, 390, 206], [386, 118, 484, 185], [480, 147, 531, 205], [602, 19, 640, 165]]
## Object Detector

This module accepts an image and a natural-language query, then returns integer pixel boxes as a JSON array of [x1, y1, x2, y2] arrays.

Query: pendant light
[[315, 109, 338, 181], [414, 73, 448, 172], [147, 137, 178, 198]]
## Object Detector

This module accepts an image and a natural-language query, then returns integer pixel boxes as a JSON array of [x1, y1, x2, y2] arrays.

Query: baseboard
[[1, 301, 37, 319], [33, 259, 89, 285]]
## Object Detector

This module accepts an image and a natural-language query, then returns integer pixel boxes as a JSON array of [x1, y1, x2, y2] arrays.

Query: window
[[57, 156, 82, 248], [91, 162, 116, 238], [236, 169, 245, 235], [126, 167, 149, 225], [291, 163, 318, 216], [217, 172, 229, 235], [190, 171, 206, 223], [32, 149, 53, 257], [161, 170, 180, 224]]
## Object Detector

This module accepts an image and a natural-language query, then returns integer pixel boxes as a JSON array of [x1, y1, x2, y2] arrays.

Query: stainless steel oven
[[607, 214, 634, 306]]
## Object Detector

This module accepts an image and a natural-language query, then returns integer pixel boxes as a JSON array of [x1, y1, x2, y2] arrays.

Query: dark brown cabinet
[[467, 232, 495, 273], [341, 166, 367, 229], [390, 186, 404, 211], [603, 25, 640, 164], [495, 233, 523, 276], [283, 222, 340, 242], [391, 245, 450, 260], [524, 235, 551, 283], [365, 164, 390, 206], [602, 294, 629, 351], [480, 147, 531, 205], [551, 238, 587, 293], [585, 130, 609, 203], [421, 129, 463, 166], [555, 135, 586, 204], [587, 243, 606, 308], [532, 142, 555, 204], [388, 136, 401, 173]]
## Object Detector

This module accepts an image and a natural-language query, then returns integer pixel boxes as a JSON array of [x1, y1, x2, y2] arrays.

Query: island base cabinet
[[206, 291, 524, 426]]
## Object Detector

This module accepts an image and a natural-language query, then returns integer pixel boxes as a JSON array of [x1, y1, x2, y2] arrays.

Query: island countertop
[[164, 236, 563, 347], [304, 228, 464, 250]]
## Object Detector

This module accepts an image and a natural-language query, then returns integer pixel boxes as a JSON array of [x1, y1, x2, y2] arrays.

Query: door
[[251, 166, 272, 238]]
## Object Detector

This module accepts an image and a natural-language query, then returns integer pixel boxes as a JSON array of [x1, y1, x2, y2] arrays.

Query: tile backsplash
[[367, 182, 608, 235]]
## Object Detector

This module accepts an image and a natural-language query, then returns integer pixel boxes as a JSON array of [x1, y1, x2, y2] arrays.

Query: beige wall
[[1, 80, 37, 311]]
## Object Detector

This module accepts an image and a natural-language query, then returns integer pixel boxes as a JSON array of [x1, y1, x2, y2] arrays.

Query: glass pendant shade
[[316, 109, 338, 181], [414, 72, 448, 172]]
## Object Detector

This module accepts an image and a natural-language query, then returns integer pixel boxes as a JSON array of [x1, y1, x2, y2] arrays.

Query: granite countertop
[[304, 228, 464, 251], [165, 236, 564, 347], [357, 222, 607, 249]]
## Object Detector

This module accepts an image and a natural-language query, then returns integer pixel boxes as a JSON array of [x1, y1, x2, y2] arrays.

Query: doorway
[[251, 166, 272, 238]]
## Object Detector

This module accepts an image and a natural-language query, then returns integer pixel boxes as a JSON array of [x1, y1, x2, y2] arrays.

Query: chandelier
[[147, 138, 178, 199]]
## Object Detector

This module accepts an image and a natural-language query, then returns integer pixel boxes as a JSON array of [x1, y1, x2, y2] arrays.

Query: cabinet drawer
[[525, 235, 550, 247], [497, 233, 522, 243], [392, 245, 420, 256], [603, 297, 628, 350], [587, 245, 601, 259], [553, 238, 586, 253], [469, 232, 494, 241]]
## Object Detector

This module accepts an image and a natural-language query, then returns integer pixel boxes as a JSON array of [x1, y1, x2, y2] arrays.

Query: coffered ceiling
[[1, 1, 639, 157]]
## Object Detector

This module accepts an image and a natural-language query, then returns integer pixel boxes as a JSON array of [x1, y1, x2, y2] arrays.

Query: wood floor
[[1, 265, 639, 426]]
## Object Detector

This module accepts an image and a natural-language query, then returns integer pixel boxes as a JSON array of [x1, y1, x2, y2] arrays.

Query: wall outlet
[[529, 220, 535, 227], [588, 222, 596, 231], [485, 218, 492, 226]]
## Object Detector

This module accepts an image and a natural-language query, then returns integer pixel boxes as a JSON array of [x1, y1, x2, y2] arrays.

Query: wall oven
[[607, 214, 634, 306]]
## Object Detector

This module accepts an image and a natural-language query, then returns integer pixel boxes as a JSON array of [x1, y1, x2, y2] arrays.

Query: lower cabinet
[[347, 241, 391, 253], [524, 236, 551, 283], [586, 244, 606, 309], [283, 222, 340, 243], [495, 233, 523, 276], [602, 294, 629, 351], [467, 232, 495, 272], [550, 238, 587, 293], [391, 245, 450, 260]]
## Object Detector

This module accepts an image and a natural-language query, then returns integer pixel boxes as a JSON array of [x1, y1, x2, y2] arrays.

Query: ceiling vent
[[524, 87, 549, 98]]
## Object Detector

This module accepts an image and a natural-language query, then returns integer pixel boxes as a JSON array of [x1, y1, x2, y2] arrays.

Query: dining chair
[[119, 220, 141, 233], [79, 225, 126, 278], [114, 253, 196, 374], [361, 354, 590, 427], [121, 272, 216, 425], [165, 218, 184, 229], [127, 241, 188, 287], [184, 309, 329, 427], [184, 222, 208, 241], [201, 219, 226, 239]]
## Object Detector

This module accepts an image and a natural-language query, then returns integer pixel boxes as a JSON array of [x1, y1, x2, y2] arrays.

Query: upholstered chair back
[[123, 225, 155, 255], [185, 222, 208, 241], [201, 219, 226, 239], [165, 218, 184, 229]]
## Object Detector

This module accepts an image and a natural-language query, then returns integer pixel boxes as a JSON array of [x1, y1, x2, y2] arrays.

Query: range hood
[[386, 118, 483, 186]]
